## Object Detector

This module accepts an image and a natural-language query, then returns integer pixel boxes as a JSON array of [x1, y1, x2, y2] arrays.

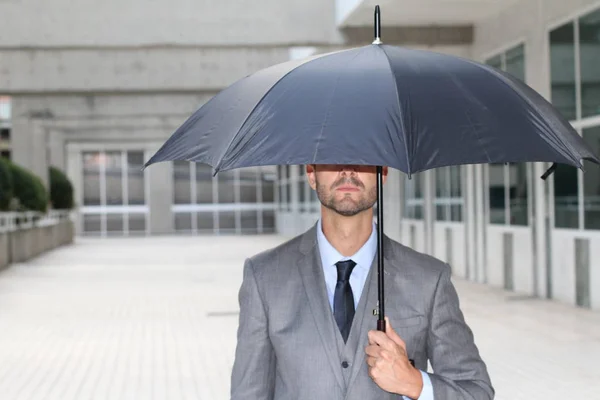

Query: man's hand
[[365, 317, 424, 399]]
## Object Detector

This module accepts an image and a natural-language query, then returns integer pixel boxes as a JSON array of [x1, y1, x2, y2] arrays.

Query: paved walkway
[[0, 235, 599, 400]]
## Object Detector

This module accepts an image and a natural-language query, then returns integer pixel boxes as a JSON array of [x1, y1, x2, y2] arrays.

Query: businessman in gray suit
[[231, 164, 494, 399]]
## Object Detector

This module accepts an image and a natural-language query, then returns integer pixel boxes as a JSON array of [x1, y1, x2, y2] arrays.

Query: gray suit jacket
[[231, 224, 494, 399]]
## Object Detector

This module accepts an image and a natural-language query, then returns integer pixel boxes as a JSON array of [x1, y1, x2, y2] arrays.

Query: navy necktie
[[334, 260, 356, 343]]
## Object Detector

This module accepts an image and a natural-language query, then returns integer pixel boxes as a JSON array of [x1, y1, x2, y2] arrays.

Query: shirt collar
[[316, 218, 377, 270]]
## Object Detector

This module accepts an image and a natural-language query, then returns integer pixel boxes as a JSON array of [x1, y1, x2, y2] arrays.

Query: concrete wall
[[0, 47, 292, 93], [0, 0, 340, 47], [0, 220, 74, 271]]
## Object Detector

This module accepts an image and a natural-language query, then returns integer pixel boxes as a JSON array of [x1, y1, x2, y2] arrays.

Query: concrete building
[[276, 0, 600, 312], [1, 0, 600, 310]]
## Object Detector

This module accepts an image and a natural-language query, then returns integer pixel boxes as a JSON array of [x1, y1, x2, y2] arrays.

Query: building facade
[[277, 0, 600, 311], [1, 0, 599, 310], [0, 0, 344, 236]]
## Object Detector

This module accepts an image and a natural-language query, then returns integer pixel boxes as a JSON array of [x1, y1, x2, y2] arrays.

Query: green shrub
[[0, 158, 13, 211], [49, 166, 74, 210], [9, 162, 48, 213]]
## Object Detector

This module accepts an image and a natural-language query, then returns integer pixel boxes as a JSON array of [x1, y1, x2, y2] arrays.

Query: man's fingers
[[366, 355, 377, 367], [384, 317, 406, 349], [367, 330, 396, 351], [365, 344, 383, 358]]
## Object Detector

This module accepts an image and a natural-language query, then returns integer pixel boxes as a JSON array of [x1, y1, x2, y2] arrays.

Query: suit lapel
[[296, 225, 345, 390]]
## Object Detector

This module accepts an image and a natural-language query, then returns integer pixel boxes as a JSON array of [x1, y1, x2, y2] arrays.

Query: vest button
[[341, 361, 349, 368]]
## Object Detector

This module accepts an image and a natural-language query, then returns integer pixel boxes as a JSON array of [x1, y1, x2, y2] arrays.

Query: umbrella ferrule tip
[[372, 38, 382, 45]]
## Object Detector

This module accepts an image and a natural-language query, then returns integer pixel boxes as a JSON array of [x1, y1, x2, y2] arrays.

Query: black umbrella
[[145, 6, 599, 332]]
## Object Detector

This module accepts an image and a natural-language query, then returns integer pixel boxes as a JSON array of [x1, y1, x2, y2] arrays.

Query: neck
[[320, 207, 374, 257]]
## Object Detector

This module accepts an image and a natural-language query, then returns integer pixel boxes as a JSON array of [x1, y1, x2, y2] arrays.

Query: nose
[[339, 165, 358, 173]]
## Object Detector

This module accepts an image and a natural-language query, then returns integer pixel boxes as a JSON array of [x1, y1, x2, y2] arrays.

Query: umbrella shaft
[[376, 165, 385, 332]]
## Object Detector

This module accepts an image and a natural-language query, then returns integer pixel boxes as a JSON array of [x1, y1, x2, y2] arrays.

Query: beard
[[315, 175, 377, 217]]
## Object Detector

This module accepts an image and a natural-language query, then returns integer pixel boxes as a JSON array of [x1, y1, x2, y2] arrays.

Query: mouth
[[336, 185, 360, 192]]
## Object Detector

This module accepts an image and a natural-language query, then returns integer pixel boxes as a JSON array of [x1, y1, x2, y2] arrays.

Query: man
[[231, 164, 494, 399]]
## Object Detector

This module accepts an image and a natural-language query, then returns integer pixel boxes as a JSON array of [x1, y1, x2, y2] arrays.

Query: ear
[[306, 164, 317, 190], [382, 166, 389, 185]]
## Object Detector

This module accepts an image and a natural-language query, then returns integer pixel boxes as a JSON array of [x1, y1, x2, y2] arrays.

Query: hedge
[[49, 166, 74, 210], [0, 158, 12, 211], [9, 162, 48, 213]]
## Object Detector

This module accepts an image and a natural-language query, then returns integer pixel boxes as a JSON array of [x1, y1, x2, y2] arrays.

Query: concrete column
[[528, 0, 551, 299], [66, 144, 83, 234], [47, 130, 66, 171], [11, 109, 49, 187], [147, 147, 174, 235], [474, 164, 487, 283], [465, 164, 476, 280]]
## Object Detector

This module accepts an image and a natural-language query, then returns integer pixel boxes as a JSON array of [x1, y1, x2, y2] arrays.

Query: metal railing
[[0, 210, 74, 233]]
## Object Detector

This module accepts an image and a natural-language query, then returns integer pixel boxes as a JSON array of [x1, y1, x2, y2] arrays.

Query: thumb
[[385, 317, 406, 348]]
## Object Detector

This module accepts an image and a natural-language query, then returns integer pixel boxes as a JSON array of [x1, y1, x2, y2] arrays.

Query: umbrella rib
[[470, 59, 583, 167], [213, 76, 295, 172], [378, 45, 412, 177], [311, 49, 365, 164], [214, 50, 354, 172]]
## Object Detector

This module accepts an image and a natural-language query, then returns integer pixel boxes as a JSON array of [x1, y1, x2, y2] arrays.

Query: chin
[[334, 209, 362, 217]]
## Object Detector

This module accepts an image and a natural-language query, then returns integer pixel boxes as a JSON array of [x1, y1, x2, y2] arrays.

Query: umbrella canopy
[[144, 6, 599, 334], [144, 42, 599, 176]]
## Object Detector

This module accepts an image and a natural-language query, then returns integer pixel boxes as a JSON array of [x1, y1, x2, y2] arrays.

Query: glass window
[[83, 214, 102, 234], [298, 166, 306, 212], [505, 44, 525, 81], [449, 166, 463, 222], [549, 7, 600, 231], [83, 152, 101, 206], [105, 151, 123, 206], [262, 210, 276, 233], [0, 97, 10, 121], [509, 163, 528, 225], [128, 214, 146, 234], [238, 167, 258, 203], [173, 161, 191, 204], [435, 168, 448, 221], [554, 164, 579, 228], [196, 212, 214, 231], [550, 22, 577, 121], [486, 55, 502, 70], [127, 151, 145, 205], [285, 165, 292, 211], [583, 126, 600, 229], [218, 212, 236, 232], [196, 164, 214, 204], [175, 212, 193, 231], [579, 9, 600, 118], [485, 44, 529, 226], [106, 213, 124, 234], [489, 163, 506, 224], [403, 173, 424, 220], [434, 167, 463, 222], [241, 210, 259, 233], [218, 170, 236, 203], [261, 166, 276, 203], [277, 165, 285, 211]]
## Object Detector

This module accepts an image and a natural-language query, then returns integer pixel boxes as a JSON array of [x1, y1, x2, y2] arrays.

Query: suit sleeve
[[425, 265, 495, 399], [230, 258, 276, 400]]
